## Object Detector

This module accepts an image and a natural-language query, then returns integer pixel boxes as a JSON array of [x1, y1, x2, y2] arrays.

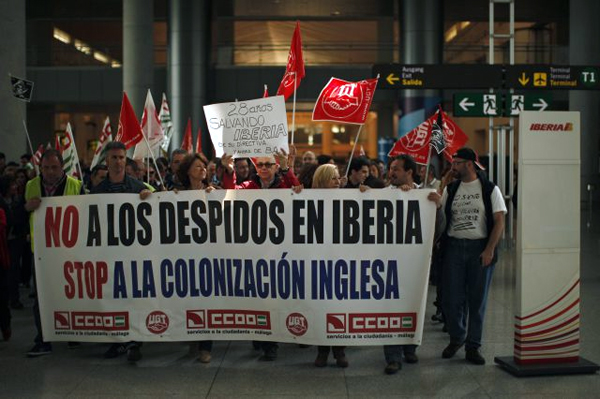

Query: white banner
[[204, 96, 289, 158], [34, 189, 435, 345]]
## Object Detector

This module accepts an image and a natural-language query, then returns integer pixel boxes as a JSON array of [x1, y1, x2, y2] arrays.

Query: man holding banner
[[91, 141, 152, 362], [25, 149, 83, 357]]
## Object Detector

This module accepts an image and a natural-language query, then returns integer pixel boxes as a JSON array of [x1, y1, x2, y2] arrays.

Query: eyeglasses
[[256, 162, 275, 169]]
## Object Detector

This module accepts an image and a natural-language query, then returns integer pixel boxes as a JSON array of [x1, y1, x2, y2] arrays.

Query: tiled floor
[[1, 213, 599, 398]]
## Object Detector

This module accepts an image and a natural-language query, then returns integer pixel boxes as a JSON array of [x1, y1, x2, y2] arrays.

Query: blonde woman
[[311, 164, 348, 367]]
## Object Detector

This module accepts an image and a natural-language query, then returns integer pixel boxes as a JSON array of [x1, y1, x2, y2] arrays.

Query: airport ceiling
[[27, 0, 568, 24]]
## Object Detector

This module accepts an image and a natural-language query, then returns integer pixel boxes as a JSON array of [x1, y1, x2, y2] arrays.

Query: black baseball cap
[[453, 147, 485, 170]]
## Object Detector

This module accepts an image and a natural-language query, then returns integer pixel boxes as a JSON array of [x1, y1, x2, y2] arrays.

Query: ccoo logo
[[146, 311, 169, 334]]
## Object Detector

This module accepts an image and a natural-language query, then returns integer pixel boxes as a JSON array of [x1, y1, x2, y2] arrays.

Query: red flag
[[32, 144, 45, 166], [276, 21, 305, 101], [55, 134, 62, 151], [388, 108, 469, 164], [312, 77, 378, 125], [195, 127, 203, 154], [440, 110, 468, 162], [181, 118, 193, 153], [263, 84, 269, 98], [115, 92, 143, 149]]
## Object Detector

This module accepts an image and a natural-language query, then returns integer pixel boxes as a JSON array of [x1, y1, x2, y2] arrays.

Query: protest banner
[[34, 189, 435, 345], [204, 96, 289, 158]]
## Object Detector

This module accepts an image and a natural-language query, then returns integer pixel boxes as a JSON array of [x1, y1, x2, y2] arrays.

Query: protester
[[220, 149, 301, 360], [316, 154, 334, 165], [0, 176, 28, 310], [0, 152, 6, 175], [175, 153, 215, 363], [234, 158, 252, 185], [0, 207, 10, 341], [429, 147, 506, 365], [165, 149, 187, 189], [382, 154, 421, 374], [344, 157, 370, 188], [297, 163, 319, 188], [24, 149, 83, 356], [87, 164, 108, 192], [418, 164, 441, 191], [302, 151, 317, 165], [91, 141, 151, 363], [311, 164, 349, 368]]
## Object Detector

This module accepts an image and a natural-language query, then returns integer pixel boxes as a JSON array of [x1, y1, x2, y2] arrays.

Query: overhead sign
[[453, 92, 553, 117], [506, 65, 600, 90], [453, 93, 501, 117], [373, 64, 503, 89], [509, 93, 552, 115]]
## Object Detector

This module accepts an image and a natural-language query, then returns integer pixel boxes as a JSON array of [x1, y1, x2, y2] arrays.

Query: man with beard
[[429, 148, 506, 365], [382, 154, 420, 374]]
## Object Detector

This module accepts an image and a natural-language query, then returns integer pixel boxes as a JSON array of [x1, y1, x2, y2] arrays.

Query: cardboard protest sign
[[204, 96, 289, 158]]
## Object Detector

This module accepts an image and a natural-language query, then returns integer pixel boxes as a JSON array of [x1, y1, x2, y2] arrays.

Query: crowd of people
[[0, 143, 506, 374]]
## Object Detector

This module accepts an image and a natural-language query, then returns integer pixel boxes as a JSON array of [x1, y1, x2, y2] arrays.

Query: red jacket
[[222, 169, 300, 189]]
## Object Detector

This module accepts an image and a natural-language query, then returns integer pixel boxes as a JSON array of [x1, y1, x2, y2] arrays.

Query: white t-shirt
[[441, 179, 507, 240]]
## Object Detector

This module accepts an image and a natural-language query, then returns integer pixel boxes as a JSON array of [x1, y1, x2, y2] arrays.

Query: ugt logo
[[322, 83, 363, 119]]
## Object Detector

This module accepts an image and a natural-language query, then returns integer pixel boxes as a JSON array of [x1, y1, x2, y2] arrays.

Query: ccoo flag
[[90, 117, 113, 169], [159, 93, 174, 153], [312, 77, 378, 125], [133, 90, 164, 160], [276, 21, 305, 101]]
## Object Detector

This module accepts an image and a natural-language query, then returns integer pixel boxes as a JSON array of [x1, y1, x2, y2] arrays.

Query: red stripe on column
[[515, 279, 579, 321], [515, 299, 580, 330]]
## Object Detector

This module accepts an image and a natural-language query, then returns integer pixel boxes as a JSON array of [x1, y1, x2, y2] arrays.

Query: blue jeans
[[442, 238, 495, 350]]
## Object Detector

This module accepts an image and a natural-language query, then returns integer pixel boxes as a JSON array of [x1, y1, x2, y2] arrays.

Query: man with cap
[[428, 147, 506, 365]]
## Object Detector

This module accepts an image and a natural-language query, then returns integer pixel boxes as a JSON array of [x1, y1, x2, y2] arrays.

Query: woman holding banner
[[310, 164, 348, 367], [220, 149, 301, 361], [176, 153, 214, 363]]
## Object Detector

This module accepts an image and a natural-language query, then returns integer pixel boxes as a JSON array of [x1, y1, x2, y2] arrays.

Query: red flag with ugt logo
[[388, 116, 434, 164], [276, 21, 305, 101], [440, 110, 468, 162], [115, 92, 143, 150], [312, 77, 378, 125], [388, 108, 469, 164]]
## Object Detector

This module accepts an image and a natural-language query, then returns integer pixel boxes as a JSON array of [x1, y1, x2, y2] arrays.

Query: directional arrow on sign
[[459, 97, 475, 112], [386, 73, 399, 85], [518, 73, 530, 86], [532, 98, 548, 111]]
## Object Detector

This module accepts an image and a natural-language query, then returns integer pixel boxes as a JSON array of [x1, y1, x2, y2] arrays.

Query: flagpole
[[424, 147, 433, 189], [291, 72, 297, 145], [140, 132, 165, 189], [344, 124, 364, 179], [21, 120, 38, 175]]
